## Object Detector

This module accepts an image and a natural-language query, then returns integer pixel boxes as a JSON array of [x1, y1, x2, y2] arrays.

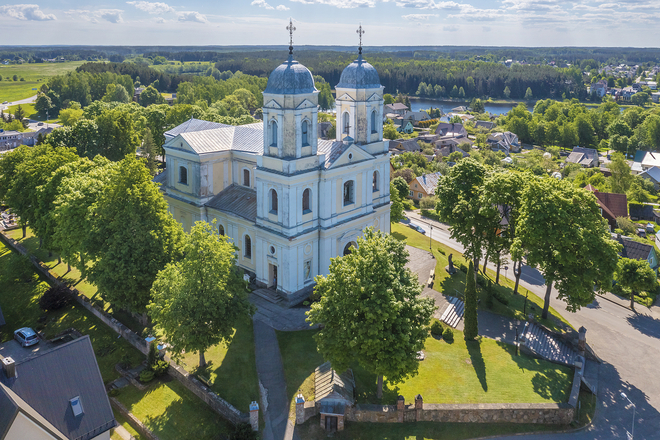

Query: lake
[[409, 98, 535, 117]]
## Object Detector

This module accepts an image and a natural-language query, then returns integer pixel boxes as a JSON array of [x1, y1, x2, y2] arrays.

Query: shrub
[[39, 285, 73, 311], [492, 290, 510, 305], [616, 216, 637, 236], [152, 360, 169, 377], [430, 319, 444, 337], [139, 370, 155, 383], [485, 280, 494, 309], [147, 340, 158, 367], [420, 209, 441, 222], [108, 388, 120, 397], [442, 327, 454, 342], [457, 263, 467, 273]]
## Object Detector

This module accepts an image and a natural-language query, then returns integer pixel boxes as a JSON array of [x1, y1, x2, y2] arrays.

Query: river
[[409, 98, 535, 117]]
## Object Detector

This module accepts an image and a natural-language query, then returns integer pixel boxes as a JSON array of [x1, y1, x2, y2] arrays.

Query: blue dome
[[264, 55, 317, 95], [336, 55, 381, 89]]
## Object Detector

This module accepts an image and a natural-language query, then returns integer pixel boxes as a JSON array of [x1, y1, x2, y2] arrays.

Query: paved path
[[253, 317, 300, 440], [250, 295, 312, 331], [0, 94, 37, 111], [111, 424, 134, 440]]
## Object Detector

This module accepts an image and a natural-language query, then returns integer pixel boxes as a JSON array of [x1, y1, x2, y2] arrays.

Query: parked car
[[408, 223, 426, 234], [14, 327, 39, 347], [2, 101, 8, 104]]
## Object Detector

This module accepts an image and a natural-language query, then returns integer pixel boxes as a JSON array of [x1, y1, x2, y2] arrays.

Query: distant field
[[0, 61, 85, 102]]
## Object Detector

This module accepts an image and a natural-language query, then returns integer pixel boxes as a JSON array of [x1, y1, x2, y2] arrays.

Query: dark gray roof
[[0, 336, 115, 440], [336, 54, 381, 89], [0, 386, 17, 437], [315, 361, 355, 406], [205, 184, 257, 223], [152, 169, 167, 185], [264, 55, 317, 95], [0, 383, 68, 440], [164, 118, 231, 141], [317, 140, 350, 168], [617, 237, 655, 263]]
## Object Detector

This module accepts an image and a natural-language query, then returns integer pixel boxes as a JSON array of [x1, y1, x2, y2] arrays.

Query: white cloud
[[443, 24, 459, 31], [154, 16, 166, 23], [402, 13, 438, 20], [290, 0, 376, 8], [276, 4, 290, 10], [126, 1, 175, 14], [99, 9, 124, 23], [252, 0, 274, 9], [395, 0, 462, 9], [0, 4, 56, 21], [177, 11, 207, 22], [64, 8, 124, 23]]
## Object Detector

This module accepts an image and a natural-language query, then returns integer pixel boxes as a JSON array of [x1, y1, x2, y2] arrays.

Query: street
[[406, 212, 660, 439], [0, 94, 38, 112]]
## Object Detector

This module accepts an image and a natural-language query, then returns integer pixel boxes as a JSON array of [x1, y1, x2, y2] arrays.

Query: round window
[[348, 153, 353, 160], [270, 246, 276, 255]]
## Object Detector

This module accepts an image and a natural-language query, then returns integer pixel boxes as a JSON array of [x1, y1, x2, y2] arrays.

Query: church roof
[[164, 118, 231, 141], [318, 140, 350, 168], [205, 184, 257, 222], [178, 123, 263, 155], [336, 54, 381, 89], [264, 55, 317, 95]]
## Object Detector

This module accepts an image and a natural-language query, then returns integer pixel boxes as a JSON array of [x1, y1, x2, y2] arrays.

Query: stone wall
[[110, 397, 160, 440]]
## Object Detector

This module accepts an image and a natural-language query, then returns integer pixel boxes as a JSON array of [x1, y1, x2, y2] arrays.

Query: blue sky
[[0, 0, 658, 47]]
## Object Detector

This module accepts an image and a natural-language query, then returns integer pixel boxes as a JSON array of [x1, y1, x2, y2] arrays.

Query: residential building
[[591, 79, 608, 97], [435, 122, 467, 138], [0, 131, 22, 150], [384, 103, 408, 116], [487, 131, 520, 154], [651, 92, 660, 103], [639, 166, 660, 190], [615, 235, 658, 272], [317, 121, 333, 139], [158, 48, 390, 303], [633, 151, 660, 172], [436, 143, 470, 160], [401, 111, 430, 125], [0, 336, 115, 440], [566, 147, 599, 167], [388, 139, 421, 154], [584, 184, 628, 231], [475, 120, 495, 130], [408, 171, 442, 200]]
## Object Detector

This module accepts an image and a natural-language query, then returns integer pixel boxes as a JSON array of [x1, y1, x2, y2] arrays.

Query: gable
[[336, 93, 355, 102], [164, 135, 198, 155], [366, 93, 381, 102], [263, 99, 283, 109], [327, 144, 374, 169], [295, 99, 316, 110]]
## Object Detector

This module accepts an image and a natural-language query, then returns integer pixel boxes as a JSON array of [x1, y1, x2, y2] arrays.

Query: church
[[157, 30, 391, 304]]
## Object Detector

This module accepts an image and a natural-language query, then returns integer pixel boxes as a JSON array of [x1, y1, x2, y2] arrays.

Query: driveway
[[407, 210, 660, 439], [0, 338, 54, 363]]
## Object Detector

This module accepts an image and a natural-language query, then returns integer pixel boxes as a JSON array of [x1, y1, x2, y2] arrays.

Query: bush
[[442, 327, 454, 342], [457, 263, 467, 273], [616, 216, 637, 236], [492, 290, 510, 305], [152, 360, 169, 377], [420, 209, 441, 222], [485, 280, 494, 309], [430, 319, 444, 337], [39, 285, 73, 311], [231, 423, 258, 440], [139, 370, 155, 383], [147, 340, 158, 367]]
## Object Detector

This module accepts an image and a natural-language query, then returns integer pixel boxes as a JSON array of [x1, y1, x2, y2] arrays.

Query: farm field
[[0, 61, 85, 102]]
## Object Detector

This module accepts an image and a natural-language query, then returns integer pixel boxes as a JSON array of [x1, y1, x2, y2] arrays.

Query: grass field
[[0, 61, 85, 102], [277, 329, 572, 407], [391, 223, 573, 333], [114, 379, 231, 440]]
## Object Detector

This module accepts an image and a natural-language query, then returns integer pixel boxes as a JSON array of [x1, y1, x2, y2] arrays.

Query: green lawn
[[176, 318, 259, 412], [391, 223, 573, 333], [0, 239, 144, 383], [0, 61, 85, 102], [111, 410, 145, 440], [114, 380, 231, 440], [277, 329, 572, 407]]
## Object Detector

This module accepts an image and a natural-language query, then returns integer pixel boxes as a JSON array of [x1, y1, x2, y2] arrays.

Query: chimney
[[2, 356, 16, 379]]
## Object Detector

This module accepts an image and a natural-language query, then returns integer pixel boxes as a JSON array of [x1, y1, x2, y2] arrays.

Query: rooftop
[[336, 54, 381, 89], [205, 184, 257, 222], [164, 118, 230, 140], [263, 55, 317, 95], [173, 123, 264, 155]]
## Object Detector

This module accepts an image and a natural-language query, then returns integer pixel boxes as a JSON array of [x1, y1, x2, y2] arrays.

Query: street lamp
[[621, 392, 636, 440], [429, 224, 433, 251]]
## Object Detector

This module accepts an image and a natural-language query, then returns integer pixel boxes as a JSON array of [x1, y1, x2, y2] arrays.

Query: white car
[[14, 327, 39, 347]]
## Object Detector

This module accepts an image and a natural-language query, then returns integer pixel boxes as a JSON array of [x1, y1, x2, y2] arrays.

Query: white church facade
[[157, 45, 391, 304]]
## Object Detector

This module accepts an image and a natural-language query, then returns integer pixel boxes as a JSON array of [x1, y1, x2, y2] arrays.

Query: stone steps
[[522, 323, 577, 367], [440, 296, 465, 328], [252, 288, 283, 305]]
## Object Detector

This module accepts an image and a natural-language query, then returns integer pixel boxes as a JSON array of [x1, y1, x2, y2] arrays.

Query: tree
[[389, 182, 405, 223], [470, 98, 485, 114], [608, 119, 633, 138], [512, 178, 621, 319], [383, 123, 399, 140], [306, 228, 434, 399], [574, 113, 596, 148], [615, 258, 657, 311], [383, 94, 394, 105], [631, 92, 649, 107], [524, 87, 533, 100], [139, 85, 165, 107], [560, 123, 579, 150], [34, 94, 53, 117], [450, 85, 459, 98], [141, 128, 158, 176], [59, 108, 84, 126], [13, 105, 25, 122], [392, 176, 410, 201], [85, 156, 184, 313], [463, 261, 478, 340], [608, 152, 633, 194], [503, 86, 511, 99], [458, 87, 466, 98], [96, 108, 141, 161], [149, 221, 254, 367]]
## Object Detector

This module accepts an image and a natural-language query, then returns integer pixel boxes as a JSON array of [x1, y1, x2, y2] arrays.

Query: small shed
[[315, 361, 355, 432]]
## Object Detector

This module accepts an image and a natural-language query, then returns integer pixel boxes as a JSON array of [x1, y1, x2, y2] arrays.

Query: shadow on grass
[[531, 369, 572, 401], [353, 366, 401, 404], [466, 340, 487, 392]]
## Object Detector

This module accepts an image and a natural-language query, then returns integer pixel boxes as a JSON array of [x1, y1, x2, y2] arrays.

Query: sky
[[0, 0, 658, 48]]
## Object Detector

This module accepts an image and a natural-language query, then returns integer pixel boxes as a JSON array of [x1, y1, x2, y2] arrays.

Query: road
[[406, 213, 660, 439], [0, 94, 38, 112]]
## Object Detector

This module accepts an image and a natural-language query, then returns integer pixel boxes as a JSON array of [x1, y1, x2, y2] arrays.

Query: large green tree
[[608, 152, 633, 194], [96, 108, 141, 161], [615, 258, 657, 311], [149, 221, 254, 367], [389, 182, 405, 223], [85, 156, 184, 313], [513, 178, 621, 319], [140, 85, 165, 107], [306, 228, 435, 399]]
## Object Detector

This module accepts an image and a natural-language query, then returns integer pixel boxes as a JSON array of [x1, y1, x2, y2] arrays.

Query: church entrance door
[[269, 264, 278, 289]]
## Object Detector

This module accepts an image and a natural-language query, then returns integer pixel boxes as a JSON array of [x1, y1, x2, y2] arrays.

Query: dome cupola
[[263, 55, 317, 95], [336, 54, 380, 89]]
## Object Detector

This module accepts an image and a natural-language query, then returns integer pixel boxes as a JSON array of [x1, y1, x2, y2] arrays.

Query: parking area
[[0, 338, 54, 363]]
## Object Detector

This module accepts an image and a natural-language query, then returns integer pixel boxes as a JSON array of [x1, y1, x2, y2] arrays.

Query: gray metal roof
[[415, 172, 443, 195], [0, 383, 68, 440], [314, 361, 355, 405], [205, 184, 257, 222], [177, 124, 264, 155], [0, 385, 17, 438], [263, 55, 317, 95], [0, 336, 115, 440], [336, 54, 381, 89], [317, 140, 349, 168], [164, 118, 231, 141], [153, 169, 167, 185]]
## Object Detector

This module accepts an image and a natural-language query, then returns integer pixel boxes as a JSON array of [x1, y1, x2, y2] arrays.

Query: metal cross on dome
[[287, 19, 296, 55], [357, 24, 365, 54]]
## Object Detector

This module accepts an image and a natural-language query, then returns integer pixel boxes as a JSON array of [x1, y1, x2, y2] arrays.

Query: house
[[402, 111, 430, 125], [384, 103, 409, 116], [615, 235, 659, 272], [591, 79, 608, 98], [409, 171, 442, 200], [584, 184, 628, 231], [315, 361, 355, 432], [317, 121, 333, 139], [0, 336, 115, 440], [487, 131, 520, 154], [0, 130, 23, 151], [133, 86, 146, 102], [651, 92, 660, 103], [475, 120, 495, 130], [389, 139, 421, 153], [435, 122, 467, 138], [452, 106, 468, 113], [566, 147, 599, 167], [633, 151, 660, 172], [629, 203, 660, 222], [619, 86, 637, 101], [396, 120, 414, 134], [436, 143, 469, 160], [639, 166, 660, 190]]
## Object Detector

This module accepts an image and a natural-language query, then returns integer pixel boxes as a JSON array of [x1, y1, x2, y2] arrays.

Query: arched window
[[243, 169, 250, 187], [343, 242, 356, 256], [269, 189, 278, 214], [302, 120, 309, 146], [270, 120, 278, 147], [218, 224, 225, 236], [342, 112, 350, 134], [372, 170, 379, 192], [371, 110, 377, 133], [343, 180, 354, 206], [179, 166, 187, 185], [302, 188, 311, 213], [244, 235, 252, 259]]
